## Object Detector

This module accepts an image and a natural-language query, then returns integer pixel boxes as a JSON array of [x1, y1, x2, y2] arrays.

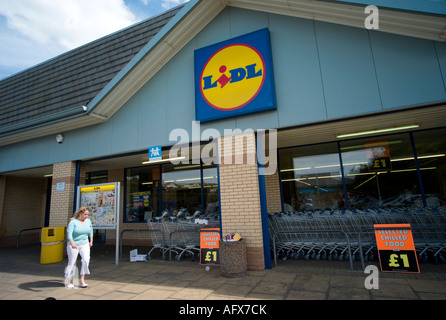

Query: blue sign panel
[[148, 146, 162, 162], [194, 28, 276, 123]]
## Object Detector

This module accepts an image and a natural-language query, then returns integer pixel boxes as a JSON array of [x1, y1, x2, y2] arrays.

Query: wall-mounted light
[[336, 125, 419, 139], [56, 133, 64, 144], [142, 156, 186, 165]]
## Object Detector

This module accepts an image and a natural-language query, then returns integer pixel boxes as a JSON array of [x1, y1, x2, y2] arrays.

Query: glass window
[[125, 157, 220, 223], [86, 170, 108, 185], [125, 166, 160, 222], [340, 134, 422, 209], [161, 163, 203, 213], [279, 143, 344, 211], [203, 164, 219, 216], [413, 128, 446, 207]]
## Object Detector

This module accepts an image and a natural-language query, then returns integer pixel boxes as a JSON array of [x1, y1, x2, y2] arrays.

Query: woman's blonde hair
[[71, 207, 88, 220]]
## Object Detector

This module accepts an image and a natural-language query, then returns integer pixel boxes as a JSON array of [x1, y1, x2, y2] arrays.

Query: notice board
[[76, 183, 120, 229], [374, 224, 420, 273], [76, 182, 121, 265], [200, 228, 220, 266]]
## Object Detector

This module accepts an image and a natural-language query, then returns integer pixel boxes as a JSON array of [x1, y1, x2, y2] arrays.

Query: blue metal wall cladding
[[1, 7, 446, 173]]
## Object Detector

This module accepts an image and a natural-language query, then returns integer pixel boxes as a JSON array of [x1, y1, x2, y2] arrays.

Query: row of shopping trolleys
[[147, 210, 220, 262], [150, 208, 220, 223], [268, 208, 446, 266]]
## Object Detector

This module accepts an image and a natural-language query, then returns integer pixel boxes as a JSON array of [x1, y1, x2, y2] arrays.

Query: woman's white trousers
[[64, 243, 90, 278]]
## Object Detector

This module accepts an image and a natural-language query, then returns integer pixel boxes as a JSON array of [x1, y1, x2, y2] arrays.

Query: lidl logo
[[200, 44, 265, 111], [195, 28, 276, 122]]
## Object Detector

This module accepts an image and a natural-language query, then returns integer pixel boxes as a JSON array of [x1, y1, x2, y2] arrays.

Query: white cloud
[[0, 0, 138, 52], [161, 0, 189, 10], [0, 0, 191, 79]]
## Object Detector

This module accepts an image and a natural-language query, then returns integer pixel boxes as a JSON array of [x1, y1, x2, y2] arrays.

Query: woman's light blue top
[[67, 218, 93, 245]]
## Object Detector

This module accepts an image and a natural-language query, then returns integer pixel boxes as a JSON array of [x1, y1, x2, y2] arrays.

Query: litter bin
[[219, 238, 247, 278], [40, 226, 66, 264]]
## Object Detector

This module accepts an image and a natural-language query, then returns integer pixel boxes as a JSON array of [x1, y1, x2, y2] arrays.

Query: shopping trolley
[[147, 220, 168, 260], [163, 220, 202, 261]]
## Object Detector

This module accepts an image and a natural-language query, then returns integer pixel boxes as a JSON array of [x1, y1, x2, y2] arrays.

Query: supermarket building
[[0, 0, 445, 270]]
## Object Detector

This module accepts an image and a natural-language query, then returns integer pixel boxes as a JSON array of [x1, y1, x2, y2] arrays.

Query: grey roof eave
[[0, 106, 87, 136]]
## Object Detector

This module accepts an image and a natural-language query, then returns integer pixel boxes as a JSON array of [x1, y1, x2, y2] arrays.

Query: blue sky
[[0, 0, 189, 80]]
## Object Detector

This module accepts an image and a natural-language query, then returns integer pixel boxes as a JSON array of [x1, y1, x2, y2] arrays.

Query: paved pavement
[[1, 244, 446, 303]]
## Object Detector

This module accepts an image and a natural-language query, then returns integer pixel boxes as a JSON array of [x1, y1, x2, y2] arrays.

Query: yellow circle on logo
[[200, 44, 265, 111]]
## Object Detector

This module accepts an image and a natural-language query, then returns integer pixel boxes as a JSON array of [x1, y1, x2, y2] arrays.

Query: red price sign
[[374, 224, 420, 273], [365, 141, 392, 171], [200, 228, 220, 266]]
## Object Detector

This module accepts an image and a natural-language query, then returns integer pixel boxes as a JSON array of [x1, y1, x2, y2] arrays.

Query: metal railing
[[16, 227, 41, 249], [119, 228, 165, 260]]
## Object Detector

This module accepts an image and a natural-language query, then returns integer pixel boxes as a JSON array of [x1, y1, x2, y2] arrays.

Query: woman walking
[[65, 207, 93, 288]]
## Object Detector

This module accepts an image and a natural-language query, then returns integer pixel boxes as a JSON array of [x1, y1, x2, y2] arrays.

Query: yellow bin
[[40, 226, 66, 264]]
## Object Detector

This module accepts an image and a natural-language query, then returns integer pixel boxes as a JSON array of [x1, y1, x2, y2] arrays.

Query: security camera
[[56, 134, 64, 144]]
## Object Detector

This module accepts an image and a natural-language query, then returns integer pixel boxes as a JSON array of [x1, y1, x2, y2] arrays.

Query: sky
[[0, 0, 189, 80]]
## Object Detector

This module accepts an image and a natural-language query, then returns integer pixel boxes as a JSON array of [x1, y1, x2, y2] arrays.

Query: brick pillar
[[49, 161, 77, 227], [217, 132, 265, 270]]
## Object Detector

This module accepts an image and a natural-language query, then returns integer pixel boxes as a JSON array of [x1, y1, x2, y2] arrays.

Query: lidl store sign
[[194, 28, 276, 122]]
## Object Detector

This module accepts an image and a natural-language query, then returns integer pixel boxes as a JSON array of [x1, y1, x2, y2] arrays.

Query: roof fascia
[[328, 0, 446, 16], [0, 112, 103, 147], [228, 0, 446, 41], [0, 107, 86, 136]]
